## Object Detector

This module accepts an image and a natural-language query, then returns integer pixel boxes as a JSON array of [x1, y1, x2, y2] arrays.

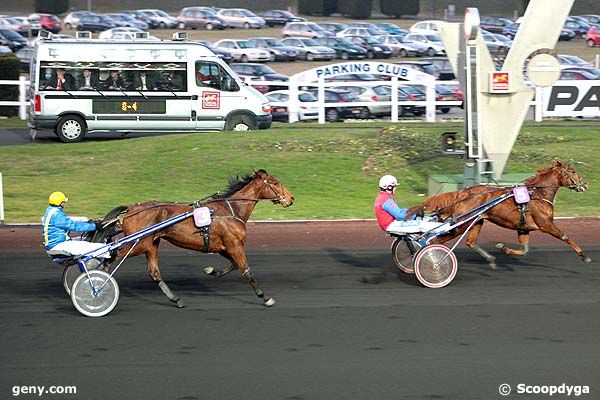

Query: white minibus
[[29, 36, 272, 142]]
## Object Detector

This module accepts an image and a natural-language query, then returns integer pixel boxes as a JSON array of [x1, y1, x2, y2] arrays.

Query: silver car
[[282, 22, 334, 38], [281, 37, 336, 61], [217, 8, 265, 29], [63, 11, 94, 30], [377, 35, 424, 57]]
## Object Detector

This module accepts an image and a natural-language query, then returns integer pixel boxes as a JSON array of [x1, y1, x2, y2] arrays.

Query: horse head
[[253, 169, 295, 207], [552, 160, 588, 192]]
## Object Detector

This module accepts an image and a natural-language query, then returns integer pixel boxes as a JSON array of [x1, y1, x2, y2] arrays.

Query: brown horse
[[420, 160, 590, 269], [109, 169, 294, 308]]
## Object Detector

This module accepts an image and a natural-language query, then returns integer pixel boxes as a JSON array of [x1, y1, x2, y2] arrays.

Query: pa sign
[[543, 81, 600, 117]]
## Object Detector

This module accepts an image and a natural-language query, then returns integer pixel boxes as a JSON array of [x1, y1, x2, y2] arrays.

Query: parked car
[[213, 39, 270, 62], [15, 46, 32, 71], [479, 17, 514, 34], [373, 22, 408, 36], [395, 60, 440, 79], [560, 68, 600, 80], [346, 22, 385, 33], [409, 20, 442, 35], [580, 15, 600, 25], [403, 33, 445, 56], [482, 32, 510, 56], [336, 27, 382, 38], [492, 33, 513, 47], [230, 63, 288, 93], [246, 37, 298, 61], [420, 57, 455, 80], [77, 14, 116, 32], [2, 16, 38, 36], [305, 88, 363, 122], [281, 37, 336, 61], [98, 27, 148, 39], [557, 54, 594, 69], [265, 90, 318, 121], [29, 13, 61, 33], [342, 85, 403, 118], [345, 36, 393, 59], [397, 84, 426, 116], [195, 40, 233, 63], [432, 84, 460, 113], [325, 73, 378, 82], [377, 35, 423, 57], [587, 27, 600, 46], [316, 37, 367, 60], [317, 22, 347, 35], [105, 13, 149, 30], [0, 28, 28, 51], [217, 8, 265, 29], [564, 18, 592, 38], [258, 10, 305, 27], [177, 7, 227, 30], [282, 22, 334, 38], [137, 9, 177, 29], [63, 11, 93, 30], [122, 10, 159, 29]]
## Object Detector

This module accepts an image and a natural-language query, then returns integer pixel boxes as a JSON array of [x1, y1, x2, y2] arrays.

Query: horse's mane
[[211, 170, 265, 199], [423, 190, 470, 211]]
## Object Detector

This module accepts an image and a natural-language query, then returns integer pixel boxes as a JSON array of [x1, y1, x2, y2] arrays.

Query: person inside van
[[77, 68, 100, 90], [164, 70, 183, 90], [133, 70, 157, 91], [46, 68, 75, 91], [104, 70, 125, 90]]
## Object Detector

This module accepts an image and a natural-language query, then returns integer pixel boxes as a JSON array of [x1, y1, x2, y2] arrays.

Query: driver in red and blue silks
[[374, 175, 419, 231]]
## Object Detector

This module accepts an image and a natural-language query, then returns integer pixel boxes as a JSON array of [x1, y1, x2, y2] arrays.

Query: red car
[[587, 27, 600, 47], [29, 13, 62, 33]]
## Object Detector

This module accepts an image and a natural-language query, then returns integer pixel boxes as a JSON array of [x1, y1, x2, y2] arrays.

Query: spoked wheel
[[71, 270, 119, 317], [391, 237, 421, 274], [62, 258, 103, 295], [413, 244, 457, 288]]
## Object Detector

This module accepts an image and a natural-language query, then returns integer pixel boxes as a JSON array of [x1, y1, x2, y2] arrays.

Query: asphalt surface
[[1, 241, 599, 400]]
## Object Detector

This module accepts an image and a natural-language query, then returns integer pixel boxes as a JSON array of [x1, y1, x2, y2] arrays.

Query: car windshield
[[0, 29, 24, 40], [425, 35, 442, 42], [236, 41, 251, 48], [364, 36, 382, 44], [278, 11, 296, 18], [300, 38, 319, 46], [308, 23, 325, 31], [299, 92, 317, 102], [401, 36, 415, 44], [338, 92, 356, 101], [141, 11, 156, 18], [400, 85, 424, 95], [265, 38, 285, 46], [383, 36, 400, 44], [155, 10, 170, 17], [253, 64, 277, 74], [241, 10, 257, 17], [563, 55, 588, 64], [338, 38, 353, 45], [204, 9, 217, 16]]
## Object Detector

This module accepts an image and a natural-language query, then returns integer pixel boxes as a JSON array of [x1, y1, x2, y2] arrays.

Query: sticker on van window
[[202, 92, 220, 109]]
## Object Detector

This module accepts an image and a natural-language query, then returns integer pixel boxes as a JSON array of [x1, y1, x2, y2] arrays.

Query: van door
[[193, 60, 244, 130]]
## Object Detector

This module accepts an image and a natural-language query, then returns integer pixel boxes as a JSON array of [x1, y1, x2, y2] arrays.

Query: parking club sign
[[489, 71, 511, 93]]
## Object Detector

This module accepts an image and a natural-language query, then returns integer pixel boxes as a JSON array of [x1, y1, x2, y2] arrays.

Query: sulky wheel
[[71, 270, 119, 317], [391, 237, 420, 274], [413, 244, 457, 288], [62, 258, 103, 295]]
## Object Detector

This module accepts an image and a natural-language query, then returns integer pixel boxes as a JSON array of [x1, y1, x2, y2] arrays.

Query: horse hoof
[[203, 266, 215, 275], [175, 299, 185, 308], [489, 262, 497, 270], [264, 298, 275, 307], [583, 256, 592, 263], [495, 243, 505, 250]]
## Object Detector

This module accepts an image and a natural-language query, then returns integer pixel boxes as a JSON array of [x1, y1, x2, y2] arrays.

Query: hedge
[[337, 0, 372, 19], [298, 0, 337, 16], [34, 0, 69, 14], [381, 0, 419, 17]]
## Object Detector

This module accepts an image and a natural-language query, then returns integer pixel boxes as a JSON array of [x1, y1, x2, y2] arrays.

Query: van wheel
[[305, 52, 315, 61], [244, 22, 250, 29], [358, 107, 370, 119], [399, 49, 408, 57], [206, 23, 213, 30], [225, 115, 257, 131], [159, 22, 166, 29], [57, 115, 86, 143], [326, 108, 339, 122]]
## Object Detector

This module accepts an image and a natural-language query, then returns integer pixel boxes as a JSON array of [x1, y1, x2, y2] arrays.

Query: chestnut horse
[[109, 170, 294, 308], [420, 160, 590, 269]]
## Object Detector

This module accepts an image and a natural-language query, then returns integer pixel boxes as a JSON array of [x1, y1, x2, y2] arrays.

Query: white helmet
[[379, 175, 398, 190]]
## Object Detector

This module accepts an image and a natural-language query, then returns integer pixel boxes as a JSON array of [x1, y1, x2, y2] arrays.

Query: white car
[[336, 27, 382, 38], [409, 20, 444, 35], [216, 8, 265, 29], [266, 90, 318, 121], [98, 27, 143, 39], [213, 39, 270, 62], [137, 9, 177, 29], [404, 33, 446, 56]]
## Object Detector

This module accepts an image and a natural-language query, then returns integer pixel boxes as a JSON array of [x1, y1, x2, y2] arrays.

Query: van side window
[[195, 61, 239, 92]]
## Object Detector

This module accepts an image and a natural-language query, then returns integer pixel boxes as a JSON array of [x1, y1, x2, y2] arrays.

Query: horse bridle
[[260, 178, 290, 206], [558, 165, 586, 192]]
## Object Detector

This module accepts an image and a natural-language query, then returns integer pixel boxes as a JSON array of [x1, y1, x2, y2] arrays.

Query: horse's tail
[[89, 205, 129, 244]]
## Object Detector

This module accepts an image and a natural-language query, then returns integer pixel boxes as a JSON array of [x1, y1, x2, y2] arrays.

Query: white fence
[[0, 76, 29, 120]]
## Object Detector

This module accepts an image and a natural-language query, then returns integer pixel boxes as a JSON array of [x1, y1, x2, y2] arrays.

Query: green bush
[[338, 0, 372, 19], [298, 0, 337, 16], [35, 0, 69, 14], [381, 0, 419, 17], [0, 54, 20, 117]]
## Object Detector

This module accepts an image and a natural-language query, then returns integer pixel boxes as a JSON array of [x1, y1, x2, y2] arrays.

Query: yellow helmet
[[48, 192, 68, 206]]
